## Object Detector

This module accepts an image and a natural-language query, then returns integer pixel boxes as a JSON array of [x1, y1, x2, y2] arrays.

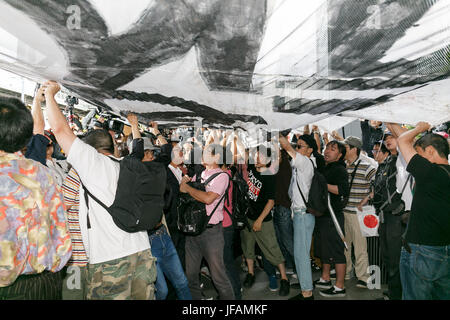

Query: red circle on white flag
[[363, 215, 378, 228]]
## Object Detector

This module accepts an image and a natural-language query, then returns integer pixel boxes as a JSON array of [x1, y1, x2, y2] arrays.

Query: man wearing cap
[[127, 114, 191, 300], [342, 136, 376, 289]]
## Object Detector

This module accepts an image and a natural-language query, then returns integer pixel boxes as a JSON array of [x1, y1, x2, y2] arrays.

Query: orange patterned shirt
[[0, 153, 72, 287]]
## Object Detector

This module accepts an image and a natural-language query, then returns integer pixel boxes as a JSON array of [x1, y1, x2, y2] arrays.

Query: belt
[[148, 223, 165, 236], [206, 223, 220, 228]]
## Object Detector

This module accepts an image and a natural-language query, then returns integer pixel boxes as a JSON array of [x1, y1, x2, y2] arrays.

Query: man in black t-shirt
[[241, 145, 290, 297], [314, 141, 350, 298], [397, 122, 450, 300]]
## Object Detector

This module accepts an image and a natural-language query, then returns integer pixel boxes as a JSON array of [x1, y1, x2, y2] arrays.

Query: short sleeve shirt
[[200, 168, 229, 225], [67, 138, 150, 264], [247, 165, 276, 222], [405, 154, 450, 246], [0, 153, 72, 286]]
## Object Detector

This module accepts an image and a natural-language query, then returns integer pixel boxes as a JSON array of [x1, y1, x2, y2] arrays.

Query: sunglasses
[[296, 145, 307, 149]]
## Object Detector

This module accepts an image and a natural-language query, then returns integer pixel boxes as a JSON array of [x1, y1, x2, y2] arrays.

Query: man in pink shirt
[[180, 144, 235, 300]]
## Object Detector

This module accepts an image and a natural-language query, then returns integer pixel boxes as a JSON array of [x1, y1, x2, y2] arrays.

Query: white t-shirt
[[288, 153, 315, 212], [168, 164, 183, 184], [396, 150, 414, 211], [360, 153, 378, 170], [67, 138, 150, 264]]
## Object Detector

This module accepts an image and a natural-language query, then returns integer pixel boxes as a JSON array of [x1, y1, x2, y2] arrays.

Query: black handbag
[[177, 172, 229, 236], [382, 174, 412, 216]]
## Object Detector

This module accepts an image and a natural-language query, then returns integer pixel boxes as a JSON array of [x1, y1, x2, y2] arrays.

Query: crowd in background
[[0, 81, 449, 300]]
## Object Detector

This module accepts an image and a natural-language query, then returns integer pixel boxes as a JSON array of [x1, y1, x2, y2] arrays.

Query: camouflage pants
[[86, 249, 157, 300]]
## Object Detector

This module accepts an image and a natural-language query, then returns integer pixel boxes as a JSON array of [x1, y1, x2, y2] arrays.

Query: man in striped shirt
[[342, 136, 376, 289], [61, 167, 89, 299]]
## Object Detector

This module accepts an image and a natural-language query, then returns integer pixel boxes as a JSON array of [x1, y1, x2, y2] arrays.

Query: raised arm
[[386, 122, 407, 139], [322, 132, 330, 150], [149, 121, 167, 145], [127, 113, 141, 139], [279, 134, 297, 160], [397, 122, 431, 164], [43, 81, 76, 155], [32, 85, 46, 135], [331, 130, 344, 141], [303, 124, 310, 135], [312, 125, 321, 152]]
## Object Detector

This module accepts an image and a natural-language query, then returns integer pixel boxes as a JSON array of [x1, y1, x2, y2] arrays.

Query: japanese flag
[[357, 206, 379, 237]]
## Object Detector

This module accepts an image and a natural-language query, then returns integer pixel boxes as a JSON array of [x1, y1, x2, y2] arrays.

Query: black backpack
[[295, 159, 328, 217], [223, 169, 252, 231], [177, 172, 230, 236], [81, 156, 166, 233]]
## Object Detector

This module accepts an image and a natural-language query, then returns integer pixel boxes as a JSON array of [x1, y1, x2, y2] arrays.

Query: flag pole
[[327, 194, 348, 251]]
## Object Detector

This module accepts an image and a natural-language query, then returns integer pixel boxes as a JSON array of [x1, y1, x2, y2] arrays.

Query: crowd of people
[[0, 81, 449, 300]]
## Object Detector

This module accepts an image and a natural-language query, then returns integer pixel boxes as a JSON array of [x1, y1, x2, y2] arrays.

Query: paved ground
[[201, 260, 387, 300]]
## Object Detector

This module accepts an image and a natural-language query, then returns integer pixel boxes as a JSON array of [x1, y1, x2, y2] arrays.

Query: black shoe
[[319, 286, 346, 298], [279, 279, 290, 296], [313, 278, 332, 289], [356, 280, 368, 289], [243, 273, 255, 289], [289, 293, 314, 300]]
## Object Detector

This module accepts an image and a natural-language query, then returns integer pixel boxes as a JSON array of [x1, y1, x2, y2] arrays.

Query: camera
[[94, 112, 125, 133], [65, 96, 79, 107]]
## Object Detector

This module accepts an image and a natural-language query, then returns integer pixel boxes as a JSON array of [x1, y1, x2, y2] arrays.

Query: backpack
[[81, 156, 166, 233], [223, 169, 252, 231], [177, 171, 230, 236], [295, 159, 328, 217]]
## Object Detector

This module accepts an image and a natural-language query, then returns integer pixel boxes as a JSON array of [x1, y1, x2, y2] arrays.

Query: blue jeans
[[149, 225, 192, 300], [400, 243, 450, 300], [273, 205, 295, 269], [293, 208, 315, 292]]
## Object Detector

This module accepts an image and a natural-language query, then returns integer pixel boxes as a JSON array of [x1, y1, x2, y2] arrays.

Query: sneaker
[[243, 273, 255, 289], [269, 275, 278, 291], [279, 279, 290, 296], [319, 286, 346, 298], [313, 278, 332, 289], [288, 293, 315, 300], [356, 280, 368, 289]]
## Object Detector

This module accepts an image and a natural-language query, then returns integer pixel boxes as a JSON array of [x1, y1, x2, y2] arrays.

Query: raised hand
[[43, 80, 60, 98]]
